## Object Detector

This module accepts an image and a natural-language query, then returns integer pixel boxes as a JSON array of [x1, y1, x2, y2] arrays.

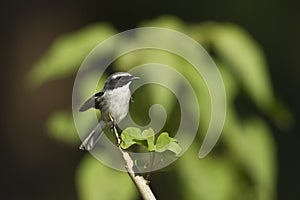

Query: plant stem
[[112, 125, 156, 200]]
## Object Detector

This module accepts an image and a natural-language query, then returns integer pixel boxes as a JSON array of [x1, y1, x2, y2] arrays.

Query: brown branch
[[112, 125, 156, 200]]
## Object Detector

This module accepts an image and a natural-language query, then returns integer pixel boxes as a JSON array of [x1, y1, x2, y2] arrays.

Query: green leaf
[[120, 127, 143, 149], [167, 141, 182, 156], [120, 128, 181, 155], [120, 127, 156, 150], [76, 155, 137, 200], [122, 127, 143, 139], [120, 132, 137, 149], [155, 132, 181, 155], [155, 132, 172, 152]]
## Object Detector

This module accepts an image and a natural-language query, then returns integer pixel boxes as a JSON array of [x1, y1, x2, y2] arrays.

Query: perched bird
[[79, 72, 140, 151]]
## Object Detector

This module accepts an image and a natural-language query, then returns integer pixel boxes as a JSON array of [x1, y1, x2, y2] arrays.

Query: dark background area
[[0, 0, 299, 199]]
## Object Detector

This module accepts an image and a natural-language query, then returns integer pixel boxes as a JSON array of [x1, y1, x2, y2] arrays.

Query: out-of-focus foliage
[[27, 23, 116, 87], [28, 16, 292, 200], [47, 110, 79, 144], [76, 155, 137, 200]]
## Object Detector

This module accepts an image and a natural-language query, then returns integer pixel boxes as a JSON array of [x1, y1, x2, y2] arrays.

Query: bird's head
[[104, 72, 140, 90]]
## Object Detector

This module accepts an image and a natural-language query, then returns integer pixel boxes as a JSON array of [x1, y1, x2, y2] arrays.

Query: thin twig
[[112, 125, 156, 200]]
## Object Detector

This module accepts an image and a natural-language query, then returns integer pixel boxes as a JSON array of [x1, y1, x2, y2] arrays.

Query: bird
[[79, 72, 140, 151]]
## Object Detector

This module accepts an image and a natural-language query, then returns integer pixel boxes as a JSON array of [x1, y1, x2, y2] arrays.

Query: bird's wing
[[79, 91, 104, 112]]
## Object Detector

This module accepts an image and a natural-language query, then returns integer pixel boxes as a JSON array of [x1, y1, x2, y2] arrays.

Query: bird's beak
[[131, 75, 141, 80]]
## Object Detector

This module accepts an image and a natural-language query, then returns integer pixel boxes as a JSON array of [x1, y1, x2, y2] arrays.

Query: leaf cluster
[[120, 127, 182, 156]]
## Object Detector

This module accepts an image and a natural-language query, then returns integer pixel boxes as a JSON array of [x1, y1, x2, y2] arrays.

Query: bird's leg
[[108, 113, 116, 126], [108, 113, 122, 146]]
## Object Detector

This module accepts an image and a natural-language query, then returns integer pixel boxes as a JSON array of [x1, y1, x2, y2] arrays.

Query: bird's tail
[[79, 121, 106, 151]]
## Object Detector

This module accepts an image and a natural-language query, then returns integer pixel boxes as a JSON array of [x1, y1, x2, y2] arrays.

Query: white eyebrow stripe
[[111, 72, 131, 79]]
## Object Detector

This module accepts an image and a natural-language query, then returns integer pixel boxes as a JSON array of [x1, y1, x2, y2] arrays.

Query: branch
[[112, 125, 157, 200]]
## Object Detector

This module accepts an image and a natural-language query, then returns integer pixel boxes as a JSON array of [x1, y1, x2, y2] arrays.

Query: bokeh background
[[1, 0, 299, 199]]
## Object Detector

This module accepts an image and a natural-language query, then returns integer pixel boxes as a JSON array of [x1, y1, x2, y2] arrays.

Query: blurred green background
[[1, 1, 299, 200]]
